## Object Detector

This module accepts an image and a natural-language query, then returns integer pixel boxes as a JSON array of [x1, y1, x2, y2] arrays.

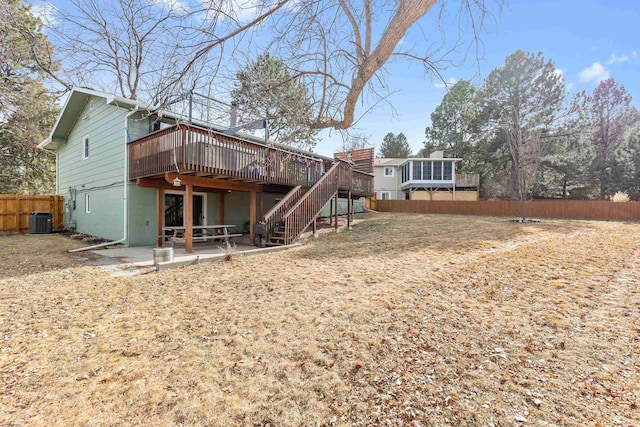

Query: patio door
[[164, 192, 205, 226]]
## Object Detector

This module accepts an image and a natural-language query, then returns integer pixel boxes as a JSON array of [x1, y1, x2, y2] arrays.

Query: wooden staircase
[[262, 185, 306, 246], [263, 161, 351, 246]]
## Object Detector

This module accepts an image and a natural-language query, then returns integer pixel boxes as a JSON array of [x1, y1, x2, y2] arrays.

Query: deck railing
[[333, 159, 374, 197], [351, 169, 374, 197], [128, 123, 323, 187]]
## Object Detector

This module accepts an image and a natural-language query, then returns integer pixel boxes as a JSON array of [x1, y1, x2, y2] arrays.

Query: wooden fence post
[[15, 194, 20, 231]]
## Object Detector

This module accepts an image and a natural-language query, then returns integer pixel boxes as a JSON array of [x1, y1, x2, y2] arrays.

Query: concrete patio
[[89, 236, 294, 272]]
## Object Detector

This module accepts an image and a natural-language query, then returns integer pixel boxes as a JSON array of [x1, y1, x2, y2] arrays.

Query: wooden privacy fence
[[376, 200, 640, 221], [0, 194, 64, 232]]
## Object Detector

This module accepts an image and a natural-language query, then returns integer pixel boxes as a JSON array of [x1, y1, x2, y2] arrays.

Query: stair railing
[[281, 161, 345, 244], [262, 185, 304, 241]]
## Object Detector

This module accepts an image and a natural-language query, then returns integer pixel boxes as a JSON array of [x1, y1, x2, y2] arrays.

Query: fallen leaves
[[0, 214, 639, 426]]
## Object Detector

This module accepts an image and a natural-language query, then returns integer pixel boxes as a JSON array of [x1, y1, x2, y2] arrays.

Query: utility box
[[29, 212, 52, 234]]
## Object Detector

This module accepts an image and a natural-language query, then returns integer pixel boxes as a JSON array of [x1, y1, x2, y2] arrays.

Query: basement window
[[379, 191, 391, 200]]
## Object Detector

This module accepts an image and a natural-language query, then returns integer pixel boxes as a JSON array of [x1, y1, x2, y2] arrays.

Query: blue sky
[[32, 0, 639, 158], [318, 0, 640, 157]]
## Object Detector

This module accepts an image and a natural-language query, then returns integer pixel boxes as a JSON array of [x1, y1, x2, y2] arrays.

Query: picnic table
[[162, 225, 242, 248]]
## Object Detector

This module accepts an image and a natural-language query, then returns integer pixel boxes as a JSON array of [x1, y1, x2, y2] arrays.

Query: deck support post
[[334, 194, 338, 231], [312, 217, 318, 238], [347, 191, 352, 230], [185, 183, 193, 253], [351, 198, 355, 223], [329, 197, 333, 226], [156, 188, 163, 247], [219, 192, 225, 224], [250, 190, 256, 245]]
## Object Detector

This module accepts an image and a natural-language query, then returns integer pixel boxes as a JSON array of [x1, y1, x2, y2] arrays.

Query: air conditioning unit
[[29, 212, 52, 234]]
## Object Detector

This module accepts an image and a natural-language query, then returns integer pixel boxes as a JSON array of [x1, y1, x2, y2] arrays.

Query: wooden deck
[[128, 123, 373, 197], [128, 123, 374, 252], [128, 123, 324, 188]]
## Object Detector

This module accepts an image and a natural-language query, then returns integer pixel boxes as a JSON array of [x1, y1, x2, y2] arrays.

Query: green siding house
[[39, 87, 373, 250]]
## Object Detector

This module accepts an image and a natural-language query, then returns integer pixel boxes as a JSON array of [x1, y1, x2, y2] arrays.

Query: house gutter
[[69, 106, 139, 252]]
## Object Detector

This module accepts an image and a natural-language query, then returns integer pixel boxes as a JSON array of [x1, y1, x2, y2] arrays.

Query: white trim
[[399, 157, 462, 167], [379, 191, 391, 200], [82, 135, 89, 159], [85, 193, 91, 213], [383, 167, 395, 177]]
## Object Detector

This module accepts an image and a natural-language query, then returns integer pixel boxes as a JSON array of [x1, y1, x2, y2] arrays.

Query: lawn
[[1, 213, 638, 426]]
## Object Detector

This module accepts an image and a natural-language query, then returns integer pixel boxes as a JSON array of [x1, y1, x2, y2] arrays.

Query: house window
[[384, 167, 394, 177], [443, 162, 453, 180], [379, 191, 391, 200], [82, 136, 89, 159], [412, 161, 422, 180], [85, 193, 91, 213], [433, 161, 442, 180], [422, 161, 432, 180]]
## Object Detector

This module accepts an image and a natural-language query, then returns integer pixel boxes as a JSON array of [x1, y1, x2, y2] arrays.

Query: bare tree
[[269, 0, 502, 130], [42, 0, 290, 103], [507, 127, 543, 221], [341, 131, 372, 152], [174, 0, 503, 131], [40, 0, 503, 137]]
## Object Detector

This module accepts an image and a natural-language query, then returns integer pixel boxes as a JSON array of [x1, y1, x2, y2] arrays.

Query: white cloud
[[223, 0, 261, 24], [633, 50, 638, 58], [578, 62, 610, 83], [607, 53, 629, 64], [30, 1, 57, 26], [149, 0, 189, 13], [434, 77, 458, 89]]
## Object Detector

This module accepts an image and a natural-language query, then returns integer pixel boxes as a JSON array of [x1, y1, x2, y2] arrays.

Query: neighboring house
[[38, 87, 373, 251], [373, 151, 480, 201]]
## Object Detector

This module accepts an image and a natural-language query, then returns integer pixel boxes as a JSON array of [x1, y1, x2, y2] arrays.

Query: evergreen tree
[[424, 80, 479, 170], [479, 50, 565, 205], [379, 132, 411, 158], [231, 53, 319, 149], [0, 0, 58, 193]]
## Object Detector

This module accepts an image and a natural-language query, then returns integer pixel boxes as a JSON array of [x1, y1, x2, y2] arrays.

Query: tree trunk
[[509, 162, 520, 200]]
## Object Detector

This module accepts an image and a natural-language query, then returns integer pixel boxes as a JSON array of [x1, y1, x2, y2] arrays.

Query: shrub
[[612, 192, 630, 202], [222, 242, 237, 262]]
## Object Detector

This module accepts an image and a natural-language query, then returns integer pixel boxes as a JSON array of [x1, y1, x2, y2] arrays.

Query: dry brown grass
[[1, 214, 638, 426], [0, 233, 92, 278]]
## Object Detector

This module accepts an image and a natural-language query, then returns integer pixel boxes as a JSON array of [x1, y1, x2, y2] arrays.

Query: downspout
[[69, 106, 139, 252]]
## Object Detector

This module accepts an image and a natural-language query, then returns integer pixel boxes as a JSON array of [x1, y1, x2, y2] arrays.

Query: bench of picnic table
[[162, 225, 241, 247]]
